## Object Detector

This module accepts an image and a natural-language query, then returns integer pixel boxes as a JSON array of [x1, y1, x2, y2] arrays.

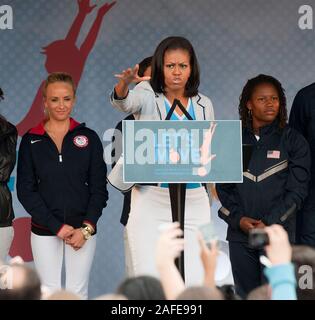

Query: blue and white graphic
[[123, 120, 242, 183]]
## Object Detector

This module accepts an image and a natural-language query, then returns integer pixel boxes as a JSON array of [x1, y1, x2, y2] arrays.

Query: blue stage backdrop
[[1, 0, 315, 298]]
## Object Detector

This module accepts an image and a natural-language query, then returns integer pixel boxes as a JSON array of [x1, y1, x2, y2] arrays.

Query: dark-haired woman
[[110, 36, 214, 285], [216, 74, 311, 298], [0, 91, 17, 261]]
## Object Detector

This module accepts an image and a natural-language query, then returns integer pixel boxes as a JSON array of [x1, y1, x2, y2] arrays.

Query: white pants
[[126, 186, 211, 286], [0, 226, 14, 263], [31, 232, 97, 299], [123, 228, 134, 277]]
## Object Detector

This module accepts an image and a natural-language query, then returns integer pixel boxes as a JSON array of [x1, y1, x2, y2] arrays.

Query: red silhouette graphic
[[16, 0, 116, 136], [9, 217, 33, 262]]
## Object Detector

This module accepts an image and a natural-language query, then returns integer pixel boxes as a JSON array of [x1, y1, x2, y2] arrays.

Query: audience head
[[0, 263, 41, 300], [95, 293, 128, 300], [45, 290, 82, 300], [116, 275, 166, 300], [218, 284, 241, 300], [247, 284, 271, 300], [176, 286, 223, 300]]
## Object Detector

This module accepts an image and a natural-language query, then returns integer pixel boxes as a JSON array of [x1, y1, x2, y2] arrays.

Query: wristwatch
[[80, 224, 93, 240]]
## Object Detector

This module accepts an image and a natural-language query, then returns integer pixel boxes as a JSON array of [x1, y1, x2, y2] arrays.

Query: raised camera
[[248, 229, 269, 249]]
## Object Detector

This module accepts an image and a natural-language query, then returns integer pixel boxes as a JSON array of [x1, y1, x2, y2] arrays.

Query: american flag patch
[[267, 150, 280, 159]]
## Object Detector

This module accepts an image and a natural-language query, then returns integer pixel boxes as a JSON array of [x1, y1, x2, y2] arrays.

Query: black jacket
[[289, 83, 315, 186], [111, 114, 135, 226], [216, 121, 311, 243], [0, 119, 17, 227], [17, 118, 108, 236]]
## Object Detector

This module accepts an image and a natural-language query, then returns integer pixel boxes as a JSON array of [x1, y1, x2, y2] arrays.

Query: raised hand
[[97, 1, 116, 17], [156, 222, 184, 268], [115, 64, 151, 86], [78, 0, 97, 14], [198, 232, 219, 288], [264, 224, 292, 265], [155, 222, 185, 300]]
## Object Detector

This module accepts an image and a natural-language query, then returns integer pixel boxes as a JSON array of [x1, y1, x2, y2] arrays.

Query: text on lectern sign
[[123, 120, 242, 183]]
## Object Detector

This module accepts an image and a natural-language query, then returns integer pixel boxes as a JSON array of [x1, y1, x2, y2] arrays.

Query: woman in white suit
[[110, 36, 215, 285]]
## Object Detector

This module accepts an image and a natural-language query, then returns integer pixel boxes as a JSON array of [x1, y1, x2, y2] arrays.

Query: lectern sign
[[123, 120, 242, 183]]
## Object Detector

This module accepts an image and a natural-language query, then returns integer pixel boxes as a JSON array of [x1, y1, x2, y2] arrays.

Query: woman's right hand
[[239, 217, 261, 233], [115, 64, 151, 86], [57, 224, 74, 240]]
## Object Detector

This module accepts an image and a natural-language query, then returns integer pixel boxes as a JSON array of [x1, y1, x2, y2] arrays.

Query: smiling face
[[44, 81, 75, 122], [247, 83, 280, 129], [163, 48, 191, 95]]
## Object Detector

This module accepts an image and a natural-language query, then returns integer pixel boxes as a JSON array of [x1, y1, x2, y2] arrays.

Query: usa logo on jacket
[[73, 135, 89, 148]]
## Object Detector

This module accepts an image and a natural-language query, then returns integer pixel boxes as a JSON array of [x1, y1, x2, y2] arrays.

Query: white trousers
[[125, 186, 211, 286], [31, 232, 97, 299], [0, 226, 14, 262]]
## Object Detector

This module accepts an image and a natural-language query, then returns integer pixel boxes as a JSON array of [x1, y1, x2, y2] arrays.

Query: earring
[[248, 109, 252, 117], [44, 107, 50, 119]]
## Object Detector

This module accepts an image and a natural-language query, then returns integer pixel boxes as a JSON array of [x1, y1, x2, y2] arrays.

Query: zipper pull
[[59, 154, 63, 163]]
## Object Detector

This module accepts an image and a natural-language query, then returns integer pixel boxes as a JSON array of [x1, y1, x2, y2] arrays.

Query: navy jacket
[[289, 83, 315, 186], [17, 118, 108, 236], [216, 121, 311, 243]]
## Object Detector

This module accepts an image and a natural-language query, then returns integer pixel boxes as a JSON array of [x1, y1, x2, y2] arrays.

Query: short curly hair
[[239, 74, 287, 129]]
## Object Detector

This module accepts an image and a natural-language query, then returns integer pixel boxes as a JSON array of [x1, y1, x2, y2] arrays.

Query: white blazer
[[108, 81, 215, 197], [110, 81, 215, 121]]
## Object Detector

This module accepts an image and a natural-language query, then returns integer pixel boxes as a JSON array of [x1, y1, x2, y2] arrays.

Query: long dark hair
[[239, 74, 287, 129], [0, 87, 4, 101], [138, 56, 152, 77], [150, 36, 200, 97]]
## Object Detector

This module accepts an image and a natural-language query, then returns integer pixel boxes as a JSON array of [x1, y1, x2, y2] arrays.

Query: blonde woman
[[17, 73, 108, 299]]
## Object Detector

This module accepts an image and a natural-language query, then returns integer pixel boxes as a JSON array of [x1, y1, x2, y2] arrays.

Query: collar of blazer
[[135, 81, 207, 120], [154, 92, 207, 120]]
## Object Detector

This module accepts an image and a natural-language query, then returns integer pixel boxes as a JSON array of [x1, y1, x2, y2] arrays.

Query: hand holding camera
[[264, 225, 292, 265], [197, 222, 219, 288], [156, 222, 184, 268], [248, 224, 291, 267], [249, 228, 270, 249]]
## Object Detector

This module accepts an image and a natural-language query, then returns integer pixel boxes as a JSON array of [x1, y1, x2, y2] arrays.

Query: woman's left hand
[[65, 228, 86, 251]]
